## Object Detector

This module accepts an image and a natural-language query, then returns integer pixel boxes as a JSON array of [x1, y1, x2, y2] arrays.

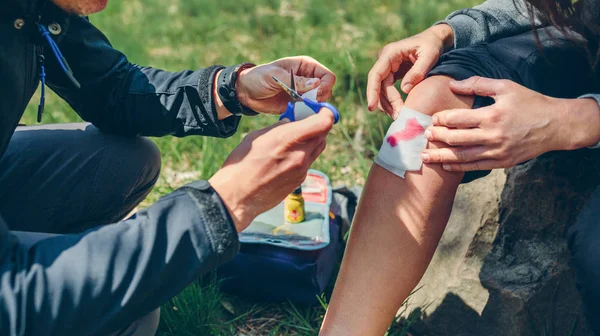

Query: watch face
[[218, 85, 231, 97]]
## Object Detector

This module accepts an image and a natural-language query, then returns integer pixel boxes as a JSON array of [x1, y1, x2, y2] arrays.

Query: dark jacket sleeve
[[0, 181, 239, 336], [44, 14, 240, 138], [437, 0, 546, 49]]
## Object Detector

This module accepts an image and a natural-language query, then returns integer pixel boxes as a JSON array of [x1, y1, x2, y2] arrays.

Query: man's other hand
[[236, 56, 336, 114], [209, 108, 335, 232]]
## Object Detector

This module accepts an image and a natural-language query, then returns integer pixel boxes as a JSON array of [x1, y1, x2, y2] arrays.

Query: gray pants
[[1, 123, 162, 335]]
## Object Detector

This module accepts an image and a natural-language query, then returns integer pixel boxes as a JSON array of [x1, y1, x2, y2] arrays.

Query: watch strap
[[216, 63, 259, 117]]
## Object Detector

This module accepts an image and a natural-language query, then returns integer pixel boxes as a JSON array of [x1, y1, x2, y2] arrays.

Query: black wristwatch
[[216, 63, 259, 117]]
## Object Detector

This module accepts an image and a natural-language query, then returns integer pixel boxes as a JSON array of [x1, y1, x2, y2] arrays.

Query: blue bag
[[218, 171, 356, 306]]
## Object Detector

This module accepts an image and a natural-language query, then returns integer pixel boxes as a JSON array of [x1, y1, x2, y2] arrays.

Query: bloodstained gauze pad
[[375, 107, 433, 178]]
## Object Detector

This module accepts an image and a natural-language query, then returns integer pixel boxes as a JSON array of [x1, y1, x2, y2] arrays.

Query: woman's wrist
[[558, 97, 600, 150], [430, 24, 455, 52]]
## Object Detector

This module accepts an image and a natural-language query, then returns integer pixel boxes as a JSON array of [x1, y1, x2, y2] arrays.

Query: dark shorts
[[428, 27, 600, 183]]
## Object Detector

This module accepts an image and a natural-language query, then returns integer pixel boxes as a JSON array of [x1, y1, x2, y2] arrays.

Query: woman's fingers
[[449, 76, 512, 97], [425, 126, 493, 146], [441, 160, 506, 172], [421, 146, 493, 163], [367, 44, 404, 111], [432, 108, 487, 128], [382, 73, 404, 112], [378, 93, 395, 118], [399, 50, 439, 93]]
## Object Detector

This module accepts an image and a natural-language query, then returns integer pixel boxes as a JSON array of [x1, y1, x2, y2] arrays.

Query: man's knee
[[94, 134, 161, 223], [130, 137, 162, 187], [404, 75, 474, 116], [103, 135, 162, 192]]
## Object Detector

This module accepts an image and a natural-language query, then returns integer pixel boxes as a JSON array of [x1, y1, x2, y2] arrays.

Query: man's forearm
[[47, 14, 241, 139]]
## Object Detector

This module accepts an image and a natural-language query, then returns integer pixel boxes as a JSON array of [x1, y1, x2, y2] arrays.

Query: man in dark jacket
[[1, 0, 338, 335]]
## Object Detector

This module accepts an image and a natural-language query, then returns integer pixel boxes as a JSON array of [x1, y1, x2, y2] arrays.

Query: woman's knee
[[404, 75, 474, 116]]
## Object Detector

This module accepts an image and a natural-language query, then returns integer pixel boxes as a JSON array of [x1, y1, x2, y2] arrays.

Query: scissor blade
[[272, 75, 304, 102], [290, 70, 296, 93]]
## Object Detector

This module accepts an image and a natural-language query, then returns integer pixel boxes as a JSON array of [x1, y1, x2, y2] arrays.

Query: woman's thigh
[[432, 27, 596, 98]]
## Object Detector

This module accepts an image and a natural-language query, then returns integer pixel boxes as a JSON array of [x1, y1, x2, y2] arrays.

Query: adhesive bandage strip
[[375, 107, 433, 178]]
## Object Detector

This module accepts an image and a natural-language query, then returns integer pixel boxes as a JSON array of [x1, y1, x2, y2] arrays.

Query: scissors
[[272, 70, 340, 124]]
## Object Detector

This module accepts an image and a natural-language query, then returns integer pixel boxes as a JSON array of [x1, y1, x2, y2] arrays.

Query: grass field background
[[23, 0, 478, 334]]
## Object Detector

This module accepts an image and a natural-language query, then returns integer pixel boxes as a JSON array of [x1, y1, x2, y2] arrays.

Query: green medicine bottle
[[284, 186, 305, 224]]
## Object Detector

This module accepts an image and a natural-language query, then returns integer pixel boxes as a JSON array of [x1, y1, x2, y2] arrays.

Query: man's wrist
[[236, 68, 252, 111], [560, 97, 600, 150], [214, 70, 234, 120], [215, 63, 258, 118], [208, 174, 254, 233]]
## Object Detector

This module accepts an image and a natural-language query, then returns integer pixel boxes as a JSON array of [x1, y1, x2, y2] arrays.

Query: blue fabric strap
[[36, 23, 81, 122]]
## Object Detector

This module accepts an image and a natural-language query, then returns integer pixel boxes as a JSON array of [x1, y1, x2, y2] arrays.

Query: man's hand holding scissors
[[231, 56, 336, 116]]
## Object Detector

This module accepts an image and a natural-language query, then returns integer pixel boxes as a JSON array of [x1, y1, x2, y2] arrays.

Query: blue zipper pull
[[37, 23, 80, 89], [37, 54, 46, 123], [36, 23, 81, 122]]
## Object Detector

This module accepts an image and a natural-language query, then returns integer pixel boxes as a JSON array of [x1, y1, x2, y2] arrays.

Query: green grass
[[22, 0, 478, 334]]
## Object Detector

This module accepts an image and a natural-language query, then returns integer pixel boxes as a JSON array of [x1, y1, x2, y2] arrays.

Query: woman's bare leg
[[320, 76, 474, 335]]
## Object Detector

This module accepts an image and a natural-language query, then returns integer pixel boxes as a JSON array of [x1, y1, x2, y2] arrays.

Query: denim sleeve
[[45, 15, 240, 138], [0, 181, 239, 336], [437, 0, 545, 49]]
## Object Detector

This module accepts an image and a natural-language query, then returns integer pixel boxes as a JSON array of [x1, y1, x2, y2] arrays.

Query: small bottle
[[284, 186, 305, 224]]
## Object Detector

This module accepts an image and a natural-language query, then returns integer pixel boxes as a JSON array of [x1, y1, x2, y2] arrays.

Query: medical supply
[[375, 107, 433, 178], [272, 70, 340, 123], [284, 186, 305, 224]]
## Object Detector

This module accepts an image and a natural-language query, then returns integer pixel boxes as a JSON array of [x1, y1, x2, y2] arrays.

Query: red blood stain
[[386, 118, 424, 147]]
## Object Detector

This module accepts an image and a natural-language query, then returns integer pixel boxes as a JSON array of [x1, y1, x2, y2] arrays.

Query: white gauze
[[293, 87, 319, 121], [375, 107, 433, 178]]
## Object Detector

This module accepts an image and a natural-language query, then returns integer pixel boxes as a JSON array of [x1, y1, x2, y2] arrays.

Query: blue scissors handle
[[279, 102, 297, 122], [279, 99, 340, 124]]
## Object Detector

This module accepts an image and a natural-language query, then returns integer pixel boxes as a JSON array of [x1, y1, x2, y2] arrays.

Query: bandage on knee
[[375, 107, 433, 178]]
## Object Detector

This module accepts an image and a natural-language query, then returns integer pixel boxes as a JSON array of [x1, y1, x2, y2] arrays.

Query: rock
[[402, 150, 600, 336]]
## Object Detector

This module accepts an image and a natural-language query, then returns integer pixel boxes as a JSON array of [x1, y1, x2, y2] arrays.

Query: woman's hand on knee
[[420, 76, 600, 172], [366, 24, 454, 117]]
